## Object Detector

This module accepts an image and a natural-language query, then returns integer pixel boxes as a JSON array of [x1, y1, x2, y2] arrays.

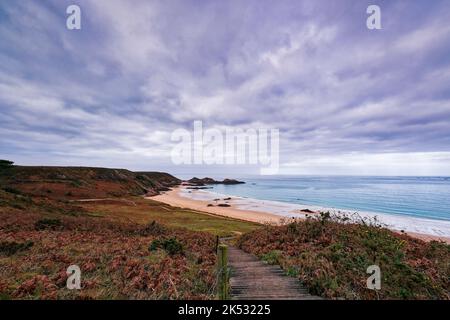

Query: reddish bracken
[[0, 207, 217, 299], [237, 219, 450, 300]]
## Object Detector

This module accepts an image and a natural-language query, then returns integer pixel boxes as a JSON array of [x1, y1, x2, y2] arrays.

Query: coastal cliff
[[0, 165, 181, 199]]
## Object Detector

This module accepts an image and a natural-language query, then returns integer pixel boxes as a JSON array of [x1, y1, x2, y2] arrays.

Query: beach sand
[[150, 187, 450, 244], [406, 232, 450, 243], [150, 187, 282, 224]]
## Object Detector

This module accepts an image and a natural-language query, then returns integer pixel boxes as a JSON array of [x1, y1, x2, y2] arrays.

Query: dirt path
[[70, 198, 137, 206], [227, 246, 321, 300]]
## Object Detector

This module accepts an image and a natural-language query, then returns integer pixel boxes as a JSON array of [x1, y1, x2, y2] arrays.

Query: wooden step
[[227, 246, 322, 300]]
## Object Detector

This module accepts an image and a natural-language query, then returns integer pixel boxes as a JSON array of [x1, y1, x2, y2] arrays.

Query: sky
[[1, 0, 450, 177]]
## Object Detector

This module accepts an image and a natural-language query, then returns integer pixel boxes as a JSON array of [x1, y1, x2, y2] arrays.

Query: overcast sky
[[1, 0, 450, 177]]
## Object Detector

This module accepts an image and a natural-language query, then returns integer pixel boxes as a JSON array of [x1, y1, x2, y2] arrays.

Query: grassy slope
[[0, 166, 180, 199], [83, 198, 260, 237], [237, 215, 450, 300], [0, 166, 259, 300]]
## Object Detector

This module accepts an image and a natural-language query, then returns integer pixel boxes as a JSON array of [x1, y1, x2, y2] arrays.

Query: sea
[[179, 175, 450, 237]]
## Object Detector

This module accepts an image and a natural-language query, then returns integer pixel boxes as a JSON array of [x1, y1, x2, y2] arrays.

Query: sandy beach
[[151, 187, 283, 224], [151, 187, 450, 244]]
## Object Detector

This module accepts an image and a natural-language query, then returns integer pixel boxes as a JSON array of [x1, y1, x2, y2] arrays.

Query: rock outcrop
[[187, 177, 245, 186]]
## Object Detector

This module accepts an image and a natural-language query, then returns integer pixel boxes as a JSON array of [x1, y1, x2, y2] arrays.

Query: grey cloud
[[1, 0, 450, 174]]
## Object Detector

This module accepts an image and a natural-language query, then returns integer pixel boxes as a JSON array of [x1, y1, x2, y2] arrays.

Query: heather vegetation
[[0, 165, 180, 199], [0, 160, 14, 170], [237, 213, 450, 299], [1, 165, 448, 300], [0, 166, 257, 300], [0, 216, 217, 299]]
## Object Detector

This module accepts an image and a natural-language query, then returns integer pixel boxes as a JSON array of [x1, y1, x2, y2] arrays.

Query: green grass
[[261, 250, 282, 265], [82, 198, 261, 237], [160, 209, 260, 236]]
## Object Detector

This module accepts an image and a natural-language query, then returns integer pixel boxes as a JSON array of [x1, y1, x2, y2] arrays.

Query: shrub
[[318, 211, 331, 225], [262, 250, 282, 265], [34, 218, 63, 230], [2, 187, 22, 195], [287, 222, 299, 234], [149, 238, 183, 255], [138, 221, 167, 236], [0, 241, 33, 256], [0, 160, 14, 170], [70, 180, 82, 187]]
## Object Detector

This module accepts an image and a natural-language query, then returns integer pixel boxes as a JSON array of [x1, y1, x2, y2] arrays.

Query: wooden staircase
[[228, 246, 322, 300]]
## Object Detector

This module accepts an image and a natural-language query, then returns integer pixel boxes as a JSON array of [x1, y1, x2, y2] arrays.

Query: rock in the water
[[186, 177, 245, 185]]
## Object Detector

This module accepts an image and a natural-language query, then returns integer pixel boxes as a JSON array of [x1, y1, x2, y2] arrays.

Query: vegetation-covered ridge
[[0, 161, 259, 299], [0, 161, 181, 199], [237, 213, 450, 300]]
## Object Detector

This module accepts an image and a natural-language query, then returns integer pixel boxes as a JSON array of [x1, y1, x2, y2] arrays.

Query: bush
[[34, 218, 63, 231], [149, 238, 183, 255], [0, 241, 33, 256], [2, 187, 23, 195], [2, 187, 22, 195], [0, 160, 14, 170], [262, 250, 282, 265], [138, 221, 167, 236]]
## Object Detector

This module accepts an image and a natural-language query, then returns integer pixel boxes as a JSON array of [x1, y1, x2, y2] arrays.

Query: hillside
[[0, 191, 217, 299], [1, 163, 448, 300], [0, 165, 180, 199], [0, 165, 258, 299], [237, 214, 450, 300]]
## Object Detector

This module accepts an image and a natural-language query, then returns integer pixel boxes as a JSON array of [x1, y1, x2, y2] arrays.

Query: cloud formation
[[1, 0, 450, 175]]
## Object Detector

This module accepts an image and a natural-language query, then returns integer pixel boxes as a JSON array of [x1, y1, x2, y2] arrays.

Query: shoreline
[[150, 188, 282, 224], [150, 187, 450, 244]]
